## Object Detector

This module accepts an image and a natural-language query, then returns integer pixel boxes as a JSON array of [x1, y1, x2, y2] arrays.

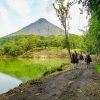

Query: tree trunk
[[64, 26, 71, 61]]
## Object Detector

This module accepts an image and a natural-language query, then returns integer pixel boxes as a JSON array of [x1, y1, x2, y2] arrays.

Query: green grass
[[0, 58, 70, 82], [71, 48, 85, 53], [96, 64, 100, 72]]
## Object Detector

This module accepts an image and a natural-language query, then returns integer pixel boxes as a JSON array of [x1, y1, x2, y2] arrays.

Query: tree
[[78, 0, 100, 59], [89, 14, 100, 58], [53, 0, 77, 61]]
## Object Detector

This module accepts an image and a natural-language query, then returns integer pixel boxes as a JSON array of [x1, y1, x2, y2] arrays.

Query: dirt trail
[[0, 64, 100, 100]]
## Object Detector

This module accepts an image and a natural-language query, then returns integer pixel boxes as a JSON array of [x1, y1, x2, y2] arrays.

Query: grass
[[96, 64, 100, 72], [47, 47, 64, 51], [0, 58, 71, 82]]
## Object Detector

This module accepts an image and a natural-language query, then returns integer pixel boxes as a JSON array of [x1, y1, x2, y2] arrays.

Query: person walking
[[79, 52, 84, 65], [71, 51, 79, 64], [85, 52, 92, 68], [79, 52, 84, 60]]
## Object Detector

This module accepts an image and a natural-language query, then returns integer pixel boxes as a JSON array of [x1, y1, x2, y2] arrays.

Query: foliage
[[96, 64, 100, 72], [0, 34, 85, 57], [78, 0, 100, 15], [89, 13, 100, 57], [78, 0, 100, 59]]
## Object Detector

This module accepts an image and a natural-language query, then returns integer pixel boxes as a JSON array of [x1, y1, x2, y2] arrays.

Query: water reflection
[[0, 73, 22, 94]]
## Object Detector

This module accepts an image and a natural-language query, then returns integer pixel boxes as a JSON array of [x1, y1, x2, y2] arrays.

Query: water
[[0, 73, 22, 94]]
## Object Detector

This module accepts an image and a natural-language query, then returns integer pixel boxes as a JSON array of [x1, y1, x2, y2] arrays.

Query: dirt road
[[0, 64, 100, 100]]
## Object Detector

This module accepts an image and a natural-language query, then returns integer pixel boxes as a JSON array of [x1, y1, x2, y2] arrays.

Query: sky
[[0, 0, 89, 37]]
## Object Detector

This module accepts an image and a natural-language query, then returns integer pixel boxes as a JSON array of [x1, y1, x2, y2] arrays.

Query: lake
[[0, 72, 22, 94]]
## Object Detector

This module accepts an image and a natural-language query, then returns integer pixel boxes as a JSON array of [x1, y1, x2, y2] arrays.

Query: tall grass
[[0, 58, 69, 82]]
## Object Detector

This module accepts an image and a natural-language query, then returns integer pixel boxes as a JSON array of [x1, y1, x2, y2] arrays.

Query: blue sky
[[0, 0, 89, 37]]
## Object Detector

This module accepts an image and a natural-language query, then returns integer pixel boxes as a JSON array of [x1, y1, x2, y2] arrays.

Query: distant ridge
[[10, 18, 64, 36]]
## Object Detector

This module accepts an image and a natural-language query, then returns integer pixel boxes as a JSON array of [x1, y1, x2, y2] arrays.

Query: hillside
[[10, 18, 64, 36]]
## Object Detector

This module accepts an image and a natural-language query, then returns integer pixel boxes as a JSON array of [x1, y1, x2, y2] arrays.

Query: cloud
[[46, 0, 54, 12], [42, 0, 62, 28], [0, 0, 33, 37], [6, 0, 31, 16], [0, 0, 31, 16], [13, 15, 35, 32], [0, 5, 11, 36], [0, 0, 11, 9]]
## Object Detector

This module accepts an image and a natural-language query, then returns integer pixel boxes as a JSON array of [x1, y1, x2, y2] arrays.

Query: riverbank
[[0, 63, 100, 100], [0, 58, 71, 82]]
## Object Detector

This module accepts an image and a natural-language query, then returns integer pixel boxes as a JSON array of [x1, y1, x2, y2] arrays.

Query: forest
[[0, 34, 94, 57]]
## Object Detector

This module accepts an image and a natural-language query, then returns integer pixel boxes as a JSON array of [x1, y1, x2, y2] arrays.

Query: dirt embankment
[[21, 50, 68, 58], [0, 49, 68, 58], [0, 64, 100, 100]]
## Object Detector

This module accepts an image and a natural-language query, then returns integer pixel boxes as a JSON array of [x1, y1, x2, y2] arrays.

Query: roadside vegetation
[[96, 64, 100, 72]]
